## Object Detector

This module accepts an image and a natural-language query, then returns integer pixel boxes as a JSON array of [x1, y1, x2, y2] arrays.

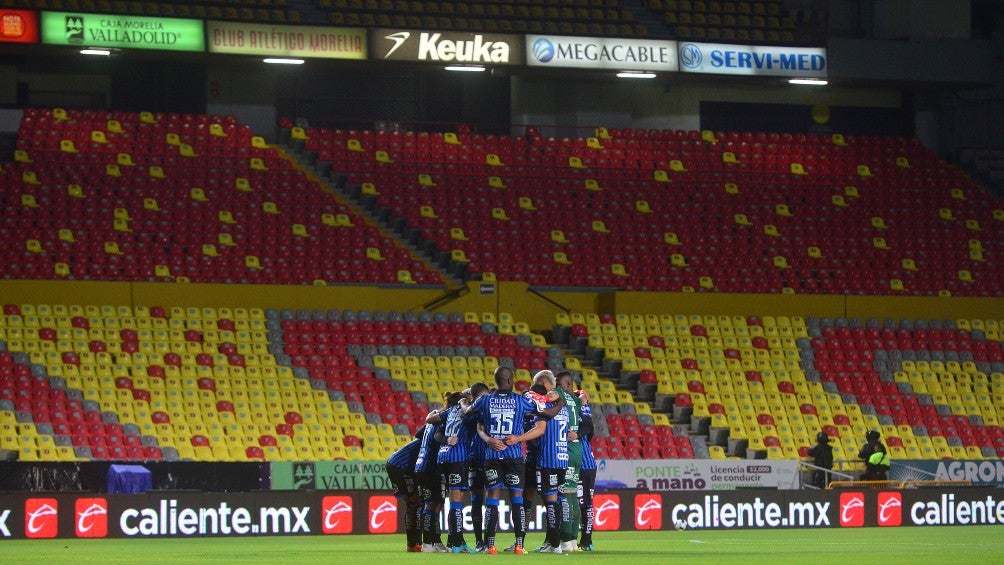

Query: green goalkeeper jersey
[[556, 387, 581, 433]]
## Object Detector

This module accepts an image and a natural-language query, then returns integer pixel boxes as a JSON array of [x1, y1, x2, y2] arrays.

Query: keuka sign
[[41, 12, 204, 52], [207, 21, 366, 59], [370, 28, 524, 65]]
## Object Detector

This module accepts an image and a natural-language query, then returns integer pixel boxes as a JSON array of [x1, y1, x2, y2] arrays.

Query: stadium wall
[[509, 77, 903, 137], [0, 280, 998, 333]]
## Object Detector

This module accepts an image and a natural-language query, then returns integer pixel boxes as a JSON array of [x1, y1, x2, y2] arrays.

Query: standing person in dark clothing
[[806, 431, 834, 488], [437, 390, 478, 553], [415, 396, 450, 552], [465, 382, 491, 552], [385, 436, 423, 552], [858, 429, 890, 480]]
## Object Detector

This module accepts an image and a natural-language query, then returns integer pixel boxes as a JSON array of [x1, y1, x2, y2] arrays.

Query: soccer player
[[385, 435, 422, 552], [554, 370, 583, 552], [415, 396, 449, 552], [519, 378, 570, 554], [464, 366, 564, 555], [575, 388, 598, 551], [466, 382, 491, 552], [517, 375, 546, 551], [437, 390, 478, 553]]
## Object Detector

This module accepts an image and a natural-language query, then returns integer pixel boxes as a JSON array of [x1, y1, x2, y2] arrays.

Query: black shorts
[[536, 467, 566, 497], [417, 470, 446, 503], [441, 461, 470, 491], [469, 461, 487, 492], [386, 465, 418, 500], [484, 458, 525, 491], [523, 456, 539, 493]]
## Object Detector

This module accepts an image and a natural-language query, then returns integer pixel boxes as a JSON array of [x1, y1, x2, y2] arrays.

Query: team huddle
[[385, 367, 597, 554]]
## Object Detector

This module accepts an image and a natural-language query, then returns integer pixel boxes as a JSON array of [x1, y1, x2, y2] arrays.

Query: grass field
[[0, 528, 1002, 564]]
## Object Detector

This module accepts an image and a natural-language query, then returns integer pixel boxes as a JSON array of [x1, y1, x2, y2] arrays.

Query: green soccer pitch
[[1, 528, 1002, 564]]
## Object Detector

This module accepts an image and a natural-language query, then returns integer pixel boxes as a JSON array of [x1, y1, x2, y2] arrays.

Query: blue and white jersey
[[387, 438, 421, 471], [533, 401, 569, 469], [414, 418, 443, 474], [438, 404, 476, 464], [580, 401, 597, 471], [468, 389, 539, 460]]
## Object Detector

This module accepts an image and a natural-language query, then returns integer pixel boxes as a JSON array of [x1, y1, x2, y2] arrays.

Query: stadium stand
[[651, 0, 800, 44], [0, 0, 830, 41], [0, 0, 302, 23], [554, 312, 1004, 463], [3, 108, 442, 286], [299, 125, 1001, 296], [1, 300, 1000, 464], [0, 108, 1000, 465], [319, 0, 644, 37]]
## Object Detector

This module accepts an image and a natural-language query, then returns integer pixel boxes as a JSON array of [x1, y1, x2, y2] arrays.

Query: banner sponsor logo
[[670, 494, 830, 529], [0, 508, 10, 537], [839, 492, 864, 527], [368, 496, 398, 534], [907, 492, 1004, 526], [40, 12, 204, 51], [322, 496, 353, 534], [593, 494, 620, 531], [634, 494, 662, 530], [679, 42, 826, 77], [598, 459, 798, 490], [526, 35, 678, 71], [371, 28, 524, 65], [892, 459, 1004, 487], [25, 499, 58, 539], [7, 488, 1004, 537], [291, 463, 315, 490], [206, 21, 365, 59], [273, 461, 392, 490], [877, 492, 902, 527], [119, 499, 309, 537], [0, 9, 38, 44], [75, 498, 108, 538]]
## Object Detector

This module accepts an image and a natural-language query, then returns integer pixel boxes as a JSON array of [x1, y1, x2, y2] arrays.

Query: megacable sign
[[527, 35, 677, 71]]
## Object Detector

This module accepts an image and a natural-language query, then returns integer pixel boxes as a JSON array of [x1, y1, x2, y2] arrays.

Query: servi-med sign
[[679, 41, 826, 78]]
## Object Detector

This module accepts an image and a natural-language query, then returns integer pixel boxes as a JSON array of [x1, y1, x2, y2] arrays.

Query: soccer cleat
[[513, 546, 527, 555], [421, 543, 449, 553], [580, 543, 594, 552], [451, 544, 478, 554], [538, 545, 562, 554], [407, 545, 423, 553], [559, 541, 579, 553], [534, 543, 552, 553], [486, 546, 499, 555], [504, 542, 518, 553], [475, 543, 488, 553]]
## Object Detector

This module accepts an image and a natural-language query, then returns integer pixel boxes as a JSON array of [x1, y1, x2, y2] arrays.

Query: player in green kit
[[555, 370, 583, 553]]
